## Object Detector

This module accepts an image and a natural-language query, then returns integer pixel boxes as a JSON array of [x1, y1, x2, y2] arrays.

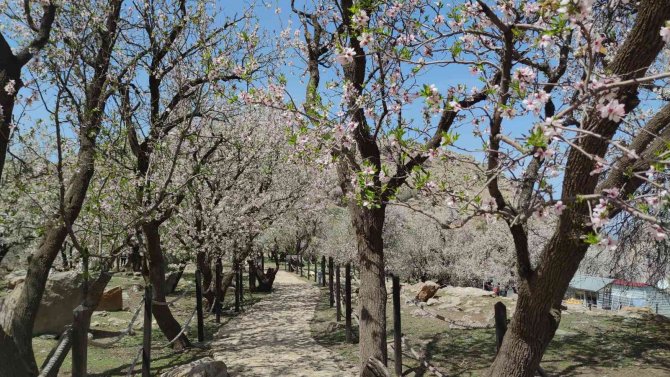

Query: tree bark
[[71, 272, 112, 377], [142, 221, 190, 350], [0, 326, 32, 377], [352, 206, 387, 370], [328, 257, 334, 307]]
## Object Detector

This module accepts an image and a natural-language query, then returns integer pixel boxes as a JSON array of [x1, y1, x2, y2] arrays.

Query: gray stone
[[0, 271, 83, 335], [160, 358, 228, 377], [6, 269, 27, 288]]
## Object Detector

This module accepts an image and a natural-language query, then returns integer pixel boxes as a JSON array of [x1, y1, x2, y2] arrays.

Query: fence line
[[126, 347, 143, 377], [89, 299, 145, 348], [152, 288, 190, 306], [164, 307, 198, 347]]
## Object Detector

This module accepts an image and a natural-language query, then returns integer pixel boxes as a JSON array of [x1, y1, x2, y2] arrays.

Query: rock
[[107, 318, 125, 327], [415, 281, 440, 302], [426, 298, 439, 306], [133, 272, 142, 277], [0, 271, 84, 335], [6, 270, 26, 288], [161, 357, 228, 377], [441, 286, 496, 298], [91, 321, 100, 328], [96, 286, 123, 312]]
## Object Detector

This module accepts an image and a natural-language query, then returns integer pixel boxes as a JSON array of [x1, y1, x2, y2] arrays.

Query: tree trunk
[[351, 206, 387, 370], [328, 257, 334, 307], [0, 326, 32, 377], [142, 221, 190, 350], [197, 252, 215, 308], [72, 271, 112, 377], [248, 261, 278, 292]]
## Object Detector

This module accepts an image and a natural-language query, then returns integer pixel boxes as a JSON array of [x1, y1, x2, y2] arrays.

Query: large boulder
[[161, 358, 228, 377], [95, 286, 123, 312], [5, 269, 27, 289], [441, 286, 496, 298], [415, 281, 440, 302], [0, 271, 83, 335]]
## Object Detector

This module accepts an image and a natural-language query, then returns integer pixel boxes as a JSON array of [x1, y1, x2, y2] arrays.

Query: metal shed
[[566, 275, 614, 309]]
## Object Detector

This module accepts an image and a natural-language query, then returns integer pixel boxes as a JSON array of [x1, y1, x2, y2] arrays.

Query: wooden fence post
[[300, 255, 304, 277], [392, 275, 402, 377], [314, 257, 317, 282], [195, 270, 204, 343], [142, 286, 152, 377], [345, 262, 352, 343], [216, 258, 223, 321], [494, 301, 507, 354], [234, 261, 240, 313], [248, 260, 256, 292], [328, 257, 334, 307], [71, 306, 88, 377], [336, 265, 341, 322], [321, 256, 326, 287], [238, 265, 244, 304], [307, 258, 311, 280]]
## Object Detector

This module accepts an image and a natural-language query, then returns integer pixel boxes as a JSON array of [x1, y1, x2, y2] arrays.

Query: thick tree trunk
[[248, 261, 278, 292], [0, 326, 31, 377], [142, 222, 190, 350], [197, 251, 215, 308], [71, 272, 112, 376], [351, 206, 387, 370]]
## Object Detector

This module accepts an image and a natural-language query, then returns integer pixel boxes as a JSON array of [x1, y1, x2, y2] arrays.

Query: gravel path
[[212, 271, 358, 376]]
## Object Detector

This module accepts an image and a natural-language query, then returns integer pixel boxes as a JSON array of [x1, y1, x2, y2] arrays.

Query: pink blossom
[[598, 237, 617, 251], [539, 35, 554, 49], [602, 188, 619, 199], [534, 148, 555, 161], [335, 47, 356, 65], [597, 100, 626, 122], [3, 80, 16, 96], [358, 32, 374, 47], [652, 225, 667, 241], [352, 10, 369, 28], [554, 201, 566, 215]]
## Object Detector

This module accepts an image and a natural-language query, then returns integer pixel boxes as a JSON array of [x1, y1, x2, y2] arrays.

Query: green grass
[[30, 270, 266, 376], [309, 281, 670, 377]]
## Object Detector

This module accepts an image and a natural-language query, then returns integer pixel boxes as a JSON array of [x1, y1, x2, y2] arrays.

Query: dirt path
[[212, 271, 358, 377]]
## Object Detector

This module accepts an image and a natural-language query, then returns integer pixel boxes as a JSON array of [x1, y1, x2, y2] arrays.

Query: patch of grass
[[30, 270, 265, 376], [309, 281, 670, 377]]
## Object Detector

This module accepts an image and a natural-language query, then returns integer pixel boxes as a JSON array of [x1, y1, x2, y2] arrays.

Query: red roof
[[612, 279, 648, 288]]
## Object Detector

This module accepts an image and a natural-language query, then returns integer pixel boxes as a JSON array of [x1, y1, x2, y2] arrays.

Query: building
[[566, 274, 670, 316], [565, 275, 614, 309]]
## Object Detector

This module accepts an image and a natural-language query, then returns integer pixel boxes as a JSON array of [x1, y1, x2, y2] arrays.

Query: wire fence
[[37, 262, 248, 377]]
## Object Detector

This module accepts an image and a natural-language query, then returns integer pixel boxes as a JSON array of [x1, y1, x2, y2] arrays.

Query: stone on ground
[[96, 286, 123, 312], [0, 271, 83, 334], [161, 358, 228, 377], [415, 281, 440, 302]]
